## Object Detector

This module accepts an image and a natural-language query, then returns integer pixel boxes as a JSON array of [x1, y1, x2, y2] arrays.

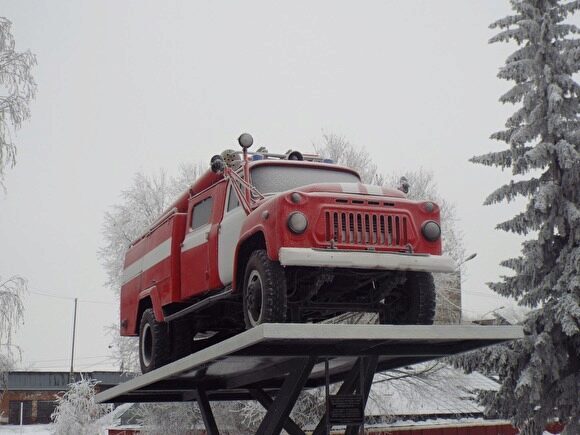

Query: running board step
[[164, 287, 233, 322]]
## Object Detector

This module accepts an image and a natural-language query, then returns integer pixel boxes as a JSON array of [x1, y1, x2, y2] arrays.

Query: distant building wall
[[0, 391, 58, 424], [0, 371, 129, 425]]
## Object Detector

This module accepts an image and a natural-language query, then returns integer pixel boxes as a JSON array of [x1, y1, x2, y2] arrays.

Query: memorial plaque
[[328, 394, 364, 425]]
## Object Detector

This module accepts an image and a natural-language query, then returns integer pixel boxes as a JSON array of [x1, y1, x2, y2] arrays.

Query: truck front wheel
[[139, 308, 171, 373], [381, 272, 436, 325], [243, 250, 287, 328]]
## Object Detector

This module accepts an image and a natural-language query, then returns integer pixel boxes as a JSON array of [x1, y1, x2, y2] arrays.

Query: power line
[[27, 356, 117, 370], [27, 289, 115, 305], [25, 355, 112, 364]]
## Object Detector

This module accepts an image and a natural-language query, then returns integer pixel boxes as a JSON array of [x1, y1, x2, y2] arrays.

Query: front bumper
[[278, 247, 456, 273]]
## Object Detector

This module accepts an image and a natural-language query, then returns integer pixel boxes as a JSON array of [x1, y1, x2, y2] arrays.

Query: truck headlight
[[422, 221, 441, 241], [288, 212, 308, 234]]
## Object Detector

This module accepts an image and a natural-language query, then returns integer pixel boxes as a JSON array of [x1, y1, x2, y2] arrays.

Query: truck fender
[[138, 286, 165, 323], [232, 228, 270, 292]]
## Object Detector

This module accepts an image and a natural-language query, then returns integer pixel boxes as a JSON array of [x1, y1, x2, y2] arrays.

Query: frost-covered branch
[[51, 377, 111, 435], [0, 17, 37, 188], [0, 275, 26, 367]]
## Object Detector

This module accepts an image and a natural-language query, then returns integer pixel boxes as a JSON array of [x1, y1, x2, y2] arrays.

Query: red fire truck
[[120, 134, 456, 373]]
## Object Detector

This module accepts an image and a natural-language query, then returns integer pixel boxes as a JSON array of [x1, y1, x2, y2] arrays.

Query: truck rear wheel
[[139, 308, 171, 373], [382, 272, 436, 325], [243, 250, 287, 328]]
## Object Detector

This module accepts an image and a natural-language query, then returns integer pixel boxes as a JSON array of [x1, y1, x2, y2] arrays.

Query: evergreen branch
[[490, 14, 522, 30], [483, 179, 540, 205], [470, 149, 512, 169], [496, 211, 535, 234], [490, 28, 528, 45], [500, 82, 533, 104]]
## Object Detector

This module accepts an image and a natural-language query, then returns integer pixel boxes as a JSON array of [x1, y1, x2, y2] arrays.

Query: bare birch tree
[[0, 275, 26, 377], [0, 17, 36, 187]]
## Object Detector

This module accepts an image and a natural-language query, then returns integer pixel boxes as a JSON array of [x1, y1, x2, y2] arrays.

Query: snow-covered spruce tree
[[460, 1, 580, 433], [51, 377, 110, 435]]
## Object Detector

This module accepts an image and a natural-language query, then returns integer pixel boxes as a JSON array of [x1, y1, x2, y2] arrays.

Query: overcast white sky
[[0, 1, 550, 371]]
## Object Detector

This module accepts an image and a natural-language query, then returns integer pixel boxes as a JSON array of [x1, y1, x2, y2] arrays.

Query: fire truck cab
[[120, 134, 456, 373]]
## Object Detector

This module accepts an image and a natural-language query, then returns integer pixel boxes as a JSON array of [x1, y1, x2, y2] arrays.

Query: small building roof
[[366, 363, 498, 419], [3, 371, 133, 391]]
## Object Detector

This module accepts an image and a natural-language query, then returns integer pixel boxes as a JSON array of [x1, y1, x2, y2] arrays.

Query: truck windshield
[[251, 165, 360, 194]]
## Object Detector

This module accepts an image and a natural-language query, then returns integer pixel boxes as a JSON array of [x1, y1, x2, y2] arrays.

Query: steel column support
[[345, 355, 378, 435], [255, 357, 316, 435], [250, 388, 305, 435], [313, 356, 378, 435], [196, 389, 219, 435], [313, 358, 362, 435]]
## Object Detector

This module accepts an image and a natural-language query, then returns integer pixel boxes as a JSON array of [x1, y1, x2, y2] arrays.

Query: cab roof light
[[220, 150, 331, 163]]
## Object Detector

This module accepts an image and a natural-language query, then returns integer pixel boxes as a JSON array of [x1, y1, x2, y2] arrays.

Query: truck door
[[218, 181, 246, 285], [180, 191, 214, 298]]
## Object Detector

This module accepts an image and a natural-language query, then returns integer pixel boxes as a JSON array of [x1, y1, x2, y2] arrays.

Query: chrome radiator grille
[[324, 211, 409, 247]]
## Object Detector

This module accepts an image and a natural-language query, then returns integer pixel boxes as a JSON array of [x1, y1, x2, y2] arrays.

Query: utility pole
[[69, 298, 78, 383]]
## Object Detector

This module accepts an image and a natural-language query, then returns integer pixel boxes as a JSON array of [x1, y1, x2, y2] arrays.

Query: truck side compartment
[[120, 212, 187, 336], [141, 213, 187, 306]]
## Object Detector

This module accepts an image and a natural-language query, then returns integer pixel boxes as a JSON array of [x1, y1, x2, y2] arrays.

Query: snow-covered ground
[[0, 425, 111, 435], [0, 426, 52, 434]]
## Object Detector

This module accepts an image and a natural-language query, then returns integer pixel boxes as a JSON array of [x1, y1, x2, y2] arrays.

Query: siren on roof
[[210, 155, 225, 173], [285, 150, 303, 161]]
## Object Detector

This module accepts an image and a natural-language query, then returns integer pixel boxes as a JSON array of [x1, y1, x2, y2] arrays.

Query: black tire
[[381, 272, 436, 325], [139, 308, 171, 373], [243, 250, 287, 328]]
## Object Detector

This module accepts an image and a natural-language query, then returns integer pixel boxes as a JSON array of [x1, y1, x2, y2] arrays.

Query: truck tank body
[[120, 213, 187, 335]]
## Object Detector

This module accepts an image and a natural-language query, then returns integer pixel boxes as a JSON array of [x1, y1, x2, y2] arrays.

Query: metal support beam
[[313, 358, 363, 435], [345, 356, 378, 435], [196, 389, 219, 435], [250, 388, 305, 435], [224, 358, 301, 390], [256, 357, 316, 435]]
